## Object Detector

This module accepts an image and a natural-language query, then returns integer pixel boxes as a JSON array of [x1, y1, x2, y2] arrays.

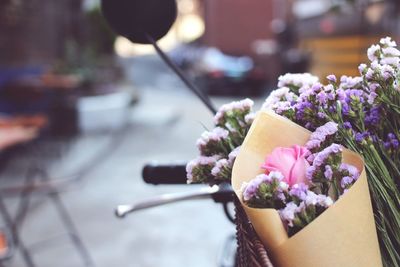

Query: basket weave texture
[[234, 197, 274, 267]]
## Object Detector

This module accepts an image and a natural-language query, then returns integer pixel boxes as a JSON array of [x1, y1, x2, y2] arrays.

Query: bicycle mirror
[[101, 0, 177, 44]]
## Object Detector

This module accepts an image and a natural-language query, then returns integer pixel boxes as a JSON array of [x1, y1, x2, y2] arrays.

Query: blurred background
[[0, 0, 399, 266]]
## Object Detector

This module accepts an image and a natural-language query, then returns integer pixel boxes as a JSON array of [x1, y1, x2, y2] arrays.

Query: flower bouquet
[[232, 110, 381, 267], [187, 37, 400, 266]]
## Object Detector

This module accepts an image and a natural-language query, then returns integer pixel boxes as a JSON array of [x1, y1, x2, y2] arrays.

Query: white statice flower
[[380, 37, 397, 47], [225, 122, 237, 133], [380, 64, 396, 80], [304, 192, 333, 208], [228, 146, 241, 164], [304, 191, 318, 206], [244, 113, 256, 125], [277, 73, 319, 89], [339, 75, 363, 89], [196, 127, 229, 148], [358, 63, 367, 74], [269, 171, 284, 181], [368, 44, 381, 62], [214, 98, 254, 125], [262, 87, 295, 110], [380, 57, 400, 67], [317, 195, 334, 207], [270, 101, 292, 115], [279, 181, 289, 191], [382, 47, 400, 57]]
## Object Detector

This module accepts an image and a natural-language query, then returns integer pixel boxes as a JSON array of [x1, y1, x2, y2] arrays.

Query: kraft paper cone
[[232, 110, 382, 267]]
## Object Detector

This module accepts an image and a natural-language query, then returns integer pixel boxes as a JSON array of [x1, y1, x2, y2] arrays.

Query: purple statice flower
[[279, 202, 298, 227], [196, 127, 230, 156], [289, 183, 309, 201], [306, 165, 316, 180], [317, 91, 328, 105], [367, 92, 378, 105], [336, 88, 347, 102], [307, 154, 315, 163], [306, 122, 338, 151], [324, 165, 333, 180], [294, 101, 313, 121], [365, 106, 381, 126], [326, 74, 337, 83], [317, 112, 326, 119], [369, 82, 380, 92], [299, 82, 323, 99], [241, 180, 259, 202], [340, 163, 360, 179], [242, 172, 285, 201], [341, 176, 355, 189], [346, 89, 365, 103], [343, 121, 352, 130], [211, 158, 232, 181], [272, 101, 293, 115], [355, 131, 371, 144], [312, 144, 342, 168], [384, 133, 400, 150], [186, 155, 220, 184], [279, 192, 333, 232], [242, 172, 288, 208], [341, 102, 350, 116], [339, 163, 360, 191], [393, 139, 399, 148]]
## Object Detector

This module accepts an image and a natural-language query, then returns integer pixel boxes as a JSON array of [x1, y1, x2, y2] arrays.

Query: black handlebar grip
[[142, 164, 188, 185]]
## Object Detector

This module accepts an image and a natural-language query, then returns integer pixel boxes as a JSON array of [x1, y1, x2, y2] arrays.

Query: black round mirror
[[101, 0, 177, 44]]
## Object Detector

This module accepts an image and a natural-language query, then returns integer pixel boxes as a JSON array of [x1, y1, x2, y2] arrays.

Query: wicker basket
[[234, 197, 274, 267]]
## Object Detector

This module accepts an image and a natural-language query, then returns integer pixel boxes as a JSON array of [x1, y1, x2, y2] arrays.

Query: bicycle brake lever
[[115, 185, 220, 218]]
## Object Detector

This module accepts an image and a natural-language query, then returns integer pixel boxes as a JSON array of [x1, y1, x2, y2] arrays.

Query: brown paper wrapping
[[232, 110, 382, 267]]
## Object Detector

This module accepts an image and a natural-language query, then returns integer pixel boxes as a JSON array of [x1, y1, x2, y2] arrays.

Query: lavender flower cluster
[[187, 99, 254, 184], [242, 122, 359, 237], [262, 37, 400, 264], [264, 38, 400, 157], [241, 172, 289, 209]]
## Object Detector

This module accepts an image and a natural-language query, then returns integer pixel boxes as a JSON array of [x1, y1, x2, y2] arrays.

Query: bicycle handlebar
[[115, 183, 234, 218], [115, 164, 235, 220], [142, 163, 187, 184]]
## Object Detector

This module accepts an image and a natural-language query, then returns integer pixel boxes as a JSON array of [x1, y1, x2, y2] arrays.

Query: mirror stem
[[146, 34, 217, 114]]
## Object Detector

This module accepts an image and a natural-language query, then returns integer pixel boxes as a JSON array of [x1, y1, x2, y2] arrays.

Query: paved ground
[[0, 55, 268, 267]]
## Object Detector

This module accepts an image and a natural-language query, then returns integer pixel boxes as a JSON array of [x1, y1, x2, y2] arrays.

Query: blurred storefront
[[294, 0, 400, 79]]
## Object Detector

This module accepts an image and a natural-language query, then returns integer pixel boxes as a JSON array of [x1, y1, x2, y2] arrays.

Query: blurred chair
[[0, 136, 97, 267]]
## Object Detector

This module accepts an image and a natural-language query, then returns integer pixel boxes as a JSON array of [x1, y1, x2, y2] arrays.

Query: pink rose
[[262, 145, 310, 186]]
